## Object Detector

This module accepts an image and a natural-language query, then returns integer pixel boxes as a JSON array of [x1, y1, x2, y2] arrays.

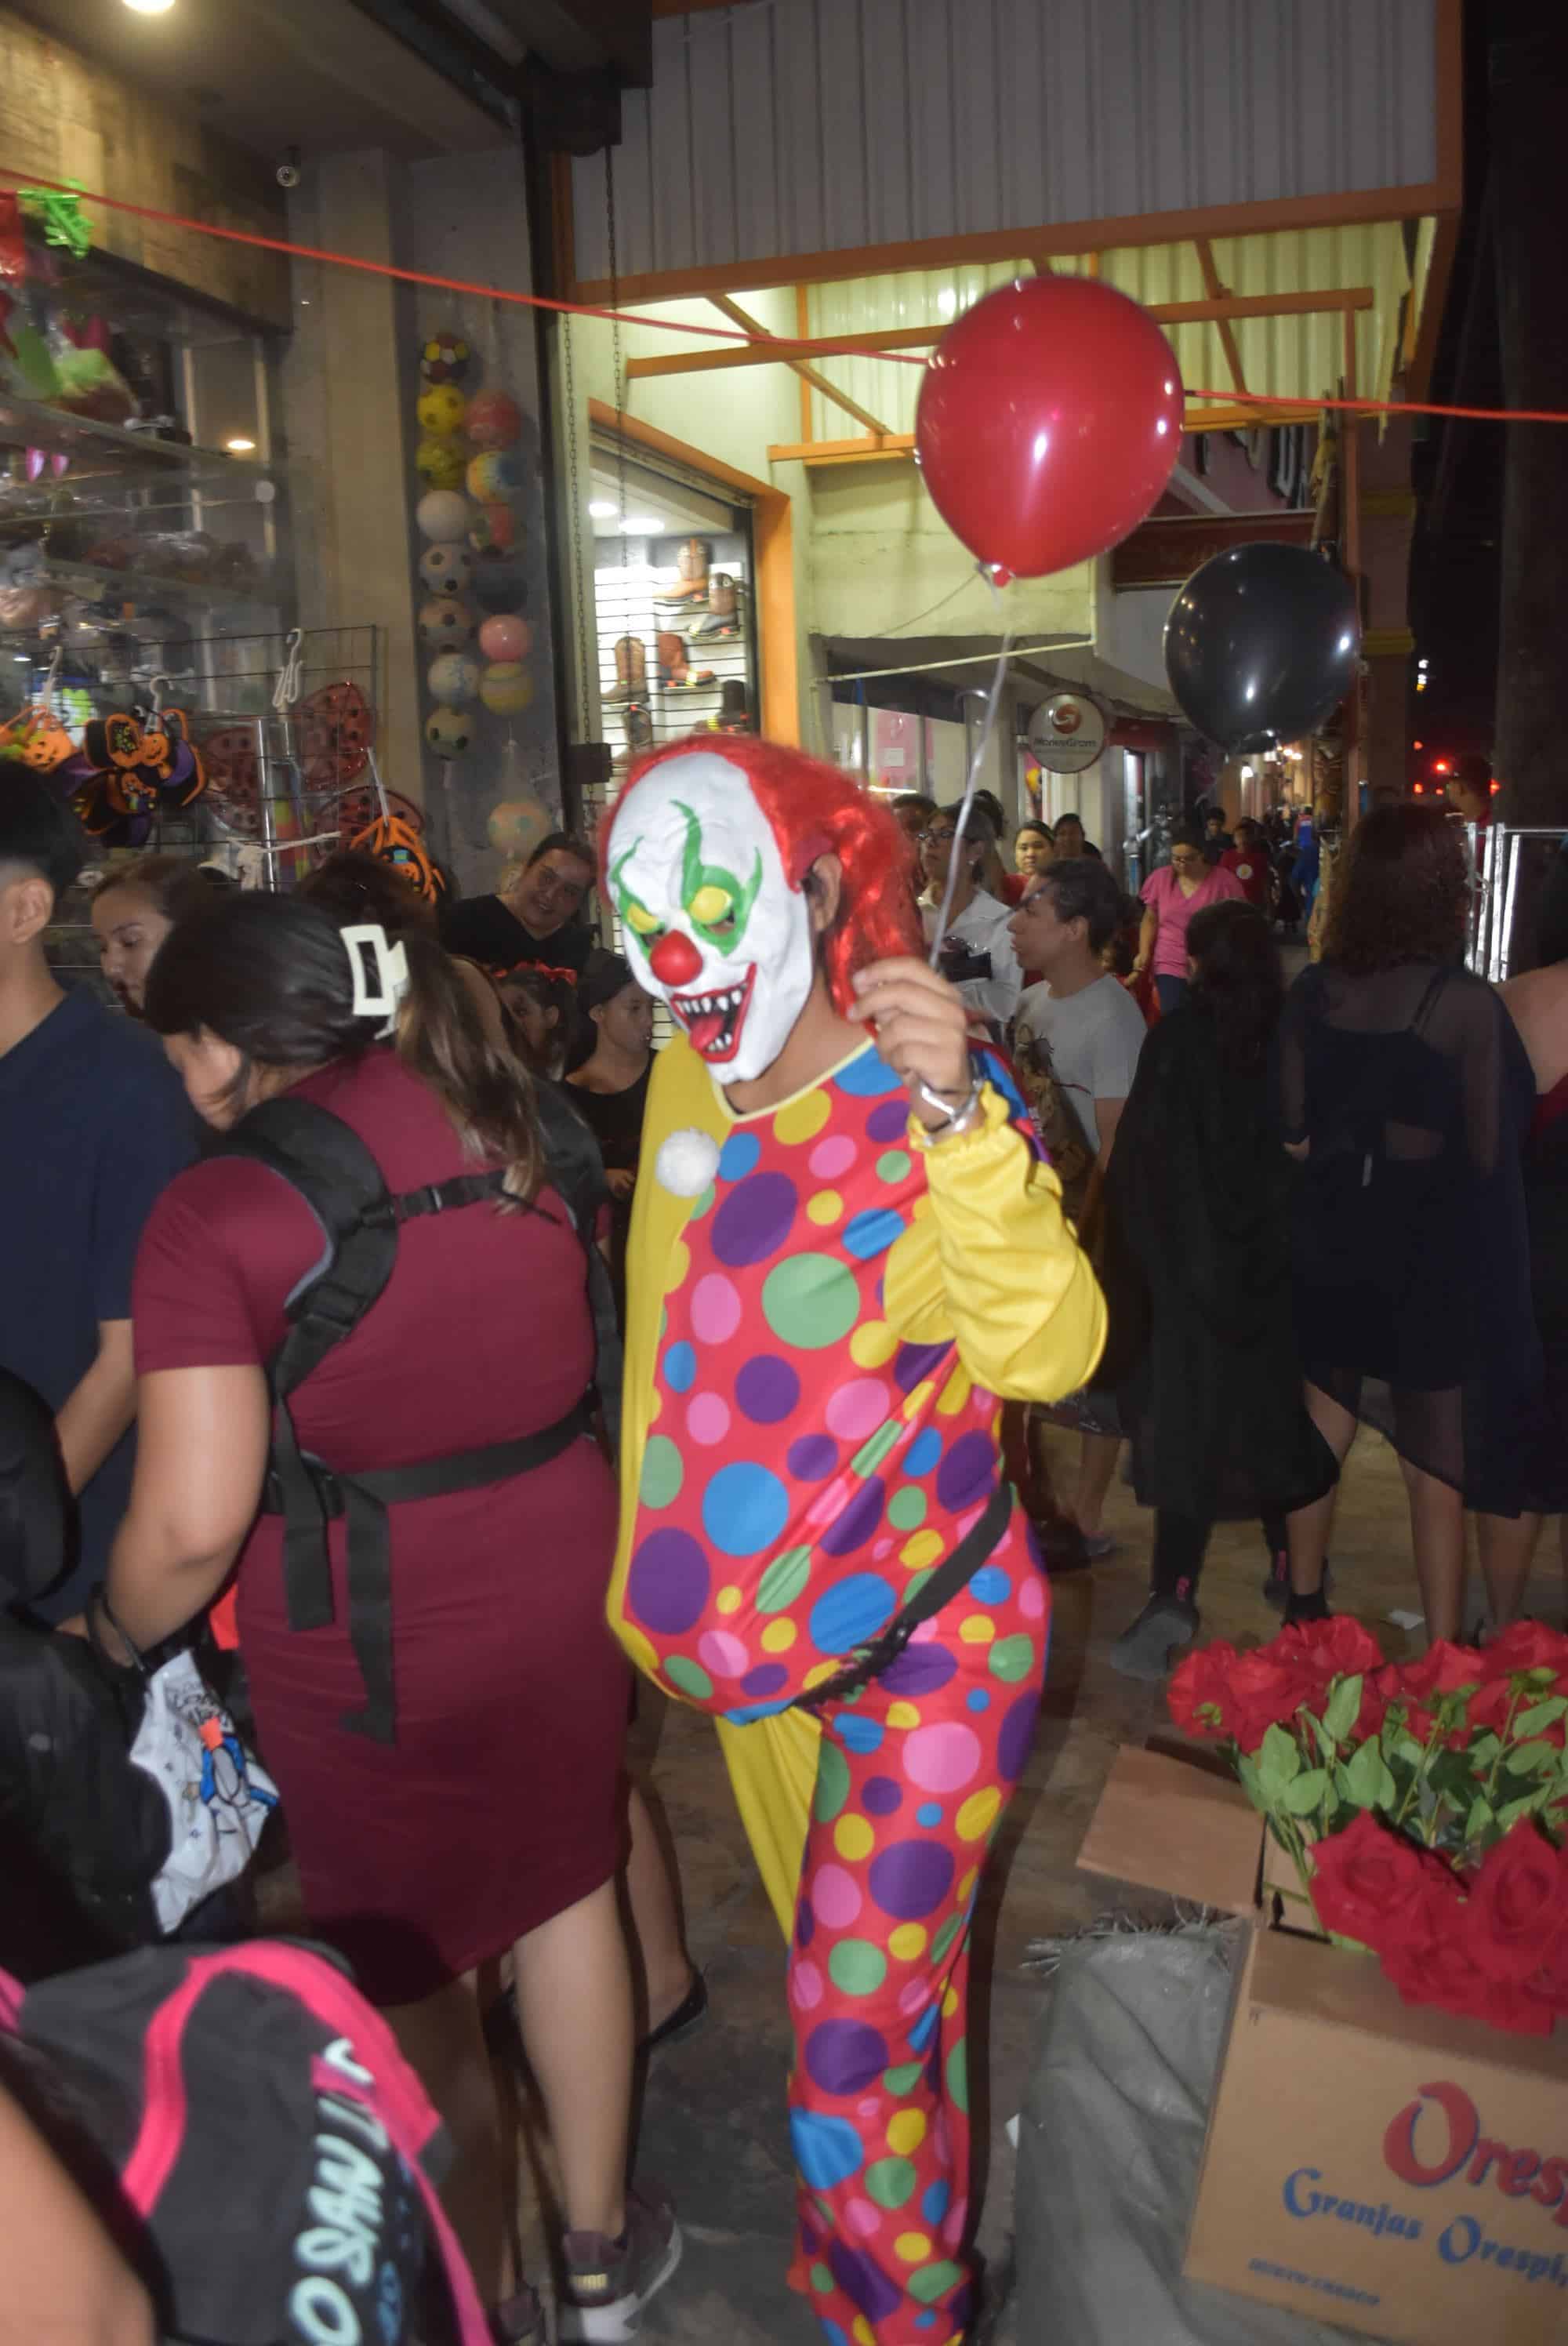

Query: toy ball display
[[478, 613, 531, 663], [416, 489, 470, 543], [472, 560, 528, 616], [420, 331, 471, 387], [487, 794, 551, 863], [425, 704, 473, 757], [419, 543, 473, 597], [416, 383, 467, 440], [469, 503, 517, 559], [416, 436, 466, 492], [427, 651, 480, 704], [480, 661, 534, 717], [466, 449, 522, 503], [466, 390, 521, 451], [419, 596, 473, 649]]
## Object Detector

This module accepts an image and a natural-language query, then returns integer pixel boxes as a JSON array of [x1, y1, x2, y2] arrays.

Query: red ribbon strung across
[[7, 161, 1568, 427]]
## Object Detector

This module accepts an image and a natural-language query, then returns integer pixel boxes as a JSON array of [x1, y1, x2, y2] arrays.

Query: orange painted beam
[[707, 292, 891, 435], [626, 287, 1374, 381], [1195, 238, 1247, 394], [573, 187, 1451, 307]]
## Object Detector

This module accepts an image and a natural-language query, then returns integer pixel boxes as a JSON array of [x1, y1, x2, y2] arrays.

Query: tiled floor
[[623, 1426, 1566, 2343]]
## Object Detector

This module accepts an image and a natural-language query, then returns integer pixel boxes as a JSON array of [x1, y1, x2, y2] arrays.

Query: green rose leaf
[[1468, 1731, 1502, 1768], [1465, 1794, 1496, 1845], [1343, 1738, 1396, 1811], [1511, 1739, 1560, 1777], [1514, 1696, 1568, 1738], [1497, 1792, 1543, 1830], [1281, 1767, 1330, 1816], [1257, 1722, 1301, 1803], [1323, 1674, 1363, 1746], [1309, 1712, 1340, 1764]]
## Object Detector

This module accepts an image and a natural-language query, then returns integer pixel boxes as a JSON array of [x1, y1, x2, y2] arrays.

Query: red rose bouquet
[[1167, 1618, 1568, 2036]]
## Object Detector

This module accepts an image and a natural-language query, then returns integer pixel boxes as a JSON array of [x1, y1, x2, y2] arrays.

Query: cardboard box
[[1079, 1746, 1568, 2344]]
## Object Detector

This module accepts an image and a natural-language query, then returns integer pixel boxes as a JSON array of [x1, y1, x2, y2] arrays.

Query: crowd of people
[[1, 747, 1563, 2345]]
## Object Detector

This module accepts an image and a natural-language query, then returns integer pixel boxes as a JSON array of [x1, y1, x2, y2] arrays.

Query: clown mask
[[608, 754, 814, 1081]]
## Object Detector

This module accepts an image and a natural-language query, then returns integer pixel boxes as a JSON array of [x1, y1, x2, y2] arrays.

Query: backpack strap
[[790, 1480, 1014, 1715], [212, 1099, 400, 1641], [535, 1083, 625, 1451]]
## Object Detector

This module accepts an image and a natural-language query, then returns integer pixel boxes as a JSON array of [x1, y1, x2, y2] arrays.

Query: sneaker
[[1263, 1560, 1334, 1610], [557, 2185, 681, 2343], [491, 2284, 546, 2345], [1109, 1593, 1200, 1682], [640, 1968, 707, 2057]]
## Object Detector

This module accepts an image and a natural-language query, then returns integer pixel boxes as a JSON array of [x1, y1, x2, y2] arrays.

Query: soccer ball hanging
[[420, 331, 471, 387]]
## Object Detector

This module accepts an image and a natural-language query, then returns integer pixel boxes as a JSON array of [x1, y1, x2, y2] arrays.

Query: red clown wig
[[599, 735, 921, 1017]]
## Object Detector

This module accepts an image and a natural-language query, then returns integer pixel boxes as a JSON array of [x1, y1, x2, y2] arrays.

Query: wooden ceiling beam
[[1194, 238, 1249, 394], [707, 292, 893, 437], [626, 287, 1374, 381]]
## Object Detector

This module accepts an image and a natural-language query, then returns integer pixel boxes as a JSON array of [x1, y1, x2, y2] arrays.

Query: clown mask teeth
[[670, 968, 756, 1061]]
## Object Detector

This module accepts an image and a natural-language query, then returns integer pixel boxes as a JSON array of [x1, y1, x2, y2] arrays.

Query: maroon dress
[[132, 1049, 628, 2005]]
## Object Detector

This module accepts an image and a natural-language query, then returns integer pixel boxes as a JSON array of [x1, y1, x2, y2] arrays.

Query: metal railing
[[1465, 822, 1566, 982]]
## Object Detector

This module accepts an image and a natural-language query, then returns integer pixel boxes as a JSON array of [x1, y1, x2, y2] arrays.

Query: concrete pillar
[[279, 154, 423, 808], [1356, 417, 1417, 799]]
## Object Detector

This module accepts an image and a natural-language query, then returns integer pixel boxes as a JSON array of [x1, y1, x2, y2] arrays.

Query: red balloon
[[915, 276, 1184, 578]]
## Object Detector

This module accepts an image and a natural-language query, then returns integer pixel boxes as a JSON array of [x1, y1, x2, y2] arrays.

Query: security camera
[[276, 148, 302, 190]]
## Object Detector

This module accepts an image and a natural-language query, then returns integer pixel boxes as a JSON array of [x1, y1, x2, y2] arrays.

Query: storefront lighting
[[122, 0, 176, 13], [224, 436, 256, 453], [1413, 739, 1422, 750], [1417, 656, 1429, 669], [619, 516, 662, 535], [1415, 674, 1427, 691], [588, 500, 616, 519]]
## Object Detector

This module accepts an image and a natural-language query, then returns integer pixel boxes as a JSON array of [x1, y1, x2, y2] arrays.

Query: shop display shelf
[[15, 556, 279, 622], [0, 392, 278, 487]]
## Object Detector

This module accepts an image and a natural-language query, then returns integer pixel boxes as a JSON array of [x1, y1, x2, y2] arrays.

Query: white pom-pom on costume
[[655, 1128, 722, 1198]]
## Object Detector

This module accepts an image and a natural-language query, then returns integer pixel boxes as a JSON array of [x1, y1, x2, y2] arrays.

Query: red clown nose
[[648, 929, 702, 986]]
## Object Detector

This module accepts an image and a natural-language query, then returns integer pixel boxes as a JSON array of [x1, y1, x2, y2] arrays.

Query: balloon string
[[927, 568, 1013, 971], [10, 160, 1568, 427]]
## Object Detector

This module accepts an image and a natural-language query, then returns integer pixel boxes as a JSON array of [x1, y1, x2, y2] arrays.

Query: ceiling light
[[122, 0, 177, 14], [620, 516, 662, 535], [589, 499, 616, 519], [224, 436, 256, 453], [1417, 656, 1428, 669]]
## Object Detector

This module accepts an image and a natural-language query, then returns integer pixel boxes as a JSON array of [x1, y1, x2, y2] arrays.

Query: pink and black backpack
[[0, 1938, 489, 2345]]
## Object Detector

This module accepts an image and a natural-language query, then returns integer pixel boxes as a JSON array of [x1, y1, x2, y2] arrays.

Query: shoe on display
[[655, 536, 712, 606], [688, 571, 742, 638], [1109, 1592, 1200, 1682], [604, 636, 648, 705], [557, 2184, 682, 2344]]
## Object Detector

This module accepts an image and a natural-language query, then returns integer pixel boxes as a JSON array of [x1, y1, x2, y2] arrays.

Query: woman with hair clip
[[88, 894, 677, 2345]]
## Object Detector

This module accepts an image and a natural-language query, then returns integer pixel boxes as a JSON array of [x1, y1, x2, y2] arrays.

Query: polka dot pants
[[782, 1536, 1047, 2344]]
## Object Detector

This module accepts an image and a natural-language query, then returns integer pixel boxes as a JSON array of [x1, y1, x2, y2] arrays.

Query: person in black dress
[[1275, 804, 1541, 1642], [1490, 932, 1568, 1622], [440, 830, 597, 977], [1108, 903, 1338, 1678]]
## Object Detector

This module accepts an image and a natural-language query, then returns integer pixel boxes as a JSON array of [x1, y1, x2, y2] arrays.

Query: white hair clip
[[343, 923, 410, 1039]]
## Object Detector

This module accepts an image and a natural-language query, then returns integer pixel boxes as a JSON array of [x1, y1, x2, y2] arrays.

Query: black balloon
[[1163, 543, 1360, 754]]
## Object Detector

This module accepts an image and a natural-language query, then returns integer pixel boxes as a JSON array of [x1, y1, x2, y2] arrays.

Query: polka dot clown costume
[[603, 739, 1104, 2344]]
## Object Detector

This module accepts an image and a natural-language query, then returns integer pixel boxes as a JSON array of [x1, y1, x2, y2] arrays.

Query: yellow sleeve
[[882, 1082, 1105, 1401]]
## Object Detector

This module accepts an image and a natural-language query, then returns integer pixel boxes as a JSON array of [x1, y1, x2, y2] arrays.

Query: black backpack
[[0, 1938, 489, 2345], [216, 1084, 622, 1747], [0, 1372, 275, 1979]]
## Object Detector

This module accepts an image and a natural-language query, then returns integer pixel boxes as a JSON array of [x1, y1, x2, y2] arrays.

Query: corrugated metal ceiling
[[573, 0, 1443, 287]]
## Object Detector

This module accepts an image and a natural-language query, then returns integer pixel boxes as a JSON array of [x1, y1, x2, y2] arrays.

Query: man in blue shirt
[[0, 778, 197, 1621]]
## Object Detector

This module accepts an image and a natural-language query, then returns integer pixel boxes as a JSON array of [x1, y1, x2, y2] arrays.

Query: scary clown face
[[608, 754, 814, 1081]]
